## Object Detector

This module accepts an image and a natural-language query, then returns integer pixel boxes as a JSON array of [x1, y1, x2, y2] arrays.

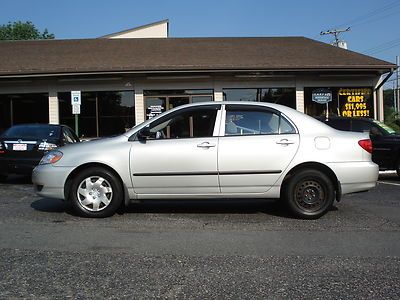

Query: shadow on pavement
[[31, 197, 338, 219], [1, 175, 32, 185], [378, 172, 400, 182], [126, 199, 291, 216], [124, 199, 339, 218], [31, 198, 71, 213], [31, 197, 299, 218]]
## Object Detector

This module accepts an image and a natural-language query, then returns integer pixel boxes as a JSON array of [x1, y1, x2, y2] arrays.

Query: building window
[[144, 90, 214, 120], [223, 88, 296, 108], [304, 87, 374, 118], [0, 93, 48, 133], [58, 91, 135, 138]]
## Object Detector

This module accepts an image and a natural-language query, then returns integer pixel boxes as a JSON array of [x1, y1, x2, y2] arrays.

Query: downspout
[[374, 70, 393, 91], [374, 70, 394, 121]]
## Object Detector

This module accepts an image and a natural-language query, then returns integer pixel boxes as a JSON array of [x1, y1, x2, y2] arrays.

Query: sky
[[1, 0, 399, 80]]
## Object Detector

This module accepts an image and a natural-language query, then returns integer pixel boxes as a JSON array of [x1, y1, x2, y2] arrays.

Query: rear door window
[[224, 105, 296, 136]]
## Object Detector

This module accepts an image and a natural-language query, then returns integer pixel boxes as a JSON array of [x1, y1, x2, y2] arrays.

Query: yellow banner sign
[[339, 88, 372, 117]]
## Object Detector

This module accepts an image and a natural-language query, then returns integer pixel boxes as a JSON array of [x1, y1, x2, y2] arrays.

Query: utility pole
[[320, 27, 351, 49], [394, 80, 397, 113], [397, 55, 400, 113]]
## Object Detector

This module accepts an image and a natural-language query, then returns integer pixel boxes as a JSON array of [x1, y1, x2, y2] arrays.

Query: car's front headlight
[[39, 150, 63, 165]]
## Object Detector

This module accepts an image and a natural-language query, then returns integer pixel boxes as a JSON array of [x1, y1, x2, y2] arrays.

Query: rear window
[[2, 125, 60, 140], [324, 118, 351, 131], [351, 120, 373, 133], [373, 120, 397, 135]]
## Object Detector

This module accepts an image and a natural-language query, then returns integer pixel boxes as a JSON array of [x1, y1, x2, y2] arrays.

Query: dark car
[[316, 116, 400, 177], [0, 124, 79, 181]]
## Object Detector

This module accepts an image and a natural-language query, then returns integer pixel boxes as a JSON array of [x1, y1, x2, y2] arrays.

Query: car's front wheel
[[69, 167, 123, 218], [283, 169, 335, 219]]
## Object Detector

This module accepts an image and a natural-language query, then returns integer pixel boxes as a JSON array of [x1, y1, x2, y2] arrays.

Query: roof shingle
[[0, 37, 395, 77]]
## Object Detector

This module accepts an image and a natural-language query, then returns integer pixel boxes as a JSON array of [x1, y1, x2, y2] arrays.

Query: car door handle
[[276, 139, 295, 145], [197, 142, 216, 148]]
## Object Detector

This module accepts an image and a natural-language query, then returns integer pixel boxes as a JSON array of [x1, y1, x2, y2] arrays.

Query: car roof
[[124, 101, 336, 137], [162, 101, 300, 117]]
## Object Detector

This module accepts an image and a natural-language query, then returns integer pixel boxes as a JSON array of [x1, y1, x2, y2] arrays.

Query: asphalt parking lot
[[0, 173, 399, 299]]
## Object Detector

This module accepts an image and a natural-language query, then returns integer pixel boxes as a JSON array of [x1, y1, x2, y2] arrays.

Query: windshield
[[1, 125, 60, 140], [373, 120, 397, 135]]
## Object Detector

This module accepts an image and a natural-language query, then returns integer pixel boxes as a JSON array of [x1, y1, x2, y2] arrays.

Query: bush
[[384, 106, 400, 132]]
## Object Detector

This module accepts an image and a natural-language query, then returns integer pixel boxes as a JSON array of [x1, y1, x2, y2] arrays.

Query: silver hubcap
[[77, 176, 113, 212]]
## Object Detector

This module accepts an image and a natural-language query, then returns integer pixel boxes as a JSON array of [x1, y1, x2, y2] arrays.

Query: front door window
[[146, 105, 219, 139]]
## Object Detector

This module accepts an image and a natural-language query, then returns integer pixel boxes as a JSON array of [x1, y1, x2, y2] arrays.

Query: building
[[0, 20, 396, 137]]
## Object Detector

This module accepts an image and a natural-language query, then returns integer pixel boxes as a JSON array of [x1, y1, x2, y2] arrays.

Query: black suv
[[316, 117, 400, 177], [0, 124, 79, 181]]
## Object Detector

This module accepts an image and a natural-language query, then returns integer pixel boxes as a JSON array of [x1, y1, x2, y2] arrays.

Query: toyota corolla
[[32, 102, 378, 219]]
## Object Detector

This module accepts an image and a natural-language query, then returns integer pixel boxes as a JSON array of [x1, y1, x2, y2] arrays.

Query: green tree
[[384, 88, 400, 132], [384, 88, 394, 108], [0, 21, 55, 40]]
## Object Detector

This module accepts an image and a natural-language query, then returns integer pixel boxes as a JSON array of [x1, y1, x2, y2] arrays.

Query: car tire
[[396, 158, 400, 178], [69, 167, 123, 218], [283, 169, 335, 219]]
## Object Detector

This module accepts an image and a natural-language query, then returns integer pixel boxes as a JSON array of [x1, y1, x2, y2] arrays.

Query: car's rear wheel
[[69, 167, 123, 218], [283, 169, 335, 219]]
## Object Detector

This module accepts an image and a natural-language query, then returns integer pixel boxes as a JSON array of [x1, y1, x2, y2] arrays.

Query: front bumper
[[32, 164, 75, 200]]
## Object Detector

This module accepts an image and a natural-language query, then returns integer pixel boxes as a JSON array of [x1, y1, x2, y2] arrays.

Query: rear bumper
[[32, 164, 75, 200], [326, 161, 379, 195], [0, 157, 40, 175]]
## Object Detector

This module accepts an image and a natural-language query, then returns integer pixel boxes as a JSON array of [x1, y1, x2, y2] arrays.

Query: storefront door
[[168, 96, 190, 109], [144, 90, 214, 120], [0, 93, 48, 133]]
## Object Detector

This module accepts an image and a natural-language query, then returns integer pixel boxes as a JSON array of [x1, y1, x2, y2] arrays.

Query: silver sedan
[[32, 102, 378, 219]]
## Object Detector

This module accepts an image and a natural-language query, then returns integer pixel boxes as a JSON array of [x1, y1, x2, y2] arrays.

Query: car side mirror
[[137, 126, 151, 140]]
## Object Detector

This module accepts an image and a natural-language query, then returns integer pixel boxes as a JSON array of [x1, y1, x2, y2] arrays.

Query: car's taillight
[[358, 139, 372, 154]]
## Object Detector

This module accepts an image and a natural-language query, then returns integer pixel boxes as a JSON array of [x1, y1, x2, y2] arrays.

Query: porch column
[[135, 87, 145, 125], [375, 87, 384, 121], [295, 83, 305, 113], [48, 91, 59, 124], [214, 82, 223, 101]]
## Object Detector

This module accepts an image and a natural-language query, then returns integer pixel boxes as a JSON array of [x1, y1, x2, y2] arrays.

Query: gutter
[[374, 69, 395, 91], [0, 68, 396, 80]]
